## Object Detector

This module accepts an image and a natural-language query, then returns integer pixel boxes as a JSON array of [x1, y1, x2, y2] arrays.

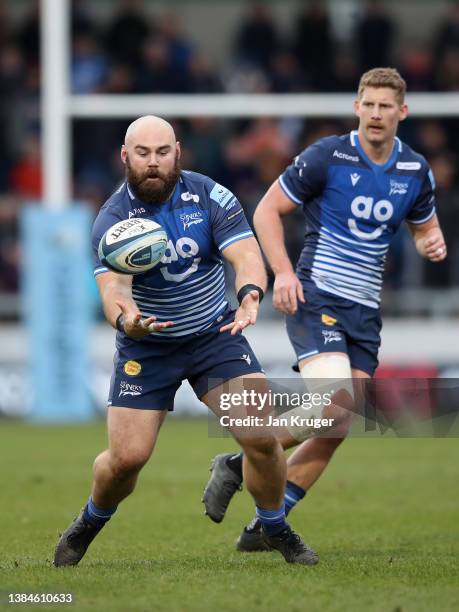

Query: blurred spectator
[[0, 196, 21, 291], [415, 120, 449, 158], [402, 48, 434, 91], [425, 153, 459, 286], [16, 0, 40, 67], [71, 0, 95, 37], [234, 3, 280, 72], [181, 118, 226, 180], [105, 0, 152, 66], [269, 50, 304, 93], [159, 13, 194, 76], [188, 52, 223, 93], [0, 44, 26, 189], [9, 133, 42, 199], [434, 1, 459, 65], [71, 32, 108, 94], [292, 2, 334, 90], [434, 47, 459, 91], [135, 37, 185, 93], [355, 0, 394, 72]]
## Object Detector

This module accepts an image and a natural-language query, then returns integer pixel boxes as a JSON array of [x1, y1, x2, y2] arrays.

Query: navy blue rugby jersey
[[279, 130, 436, 308], [92, 171, 253, 338]]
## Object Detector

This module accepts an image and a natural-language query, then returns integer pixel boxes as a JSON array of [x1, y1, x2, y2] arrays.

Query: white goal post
[[41, 0, 459, 208]]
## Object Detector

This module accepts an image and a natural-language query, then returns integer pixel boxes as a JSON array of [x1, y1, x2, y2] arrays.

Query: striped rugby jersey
[[92, 170, 253, 338], [279, 131, 436, 308]]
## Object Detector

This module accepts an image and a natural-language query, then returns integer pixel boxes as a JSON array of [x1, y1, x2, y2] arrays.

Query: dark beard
[[126, 153, 181, 204]]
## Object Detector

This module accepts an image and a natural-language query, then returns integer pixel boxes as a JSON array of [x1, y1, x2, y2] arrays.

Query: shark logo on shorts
[[241, 354, 252, 365], [119, 381, 143, 397], [322, 330, 342, 345]]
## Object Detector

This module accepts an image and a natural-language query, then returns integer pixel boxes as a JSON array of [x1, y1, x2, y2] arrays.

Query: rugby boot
[[202, 453, 242, 523], [236, 518, 271, 552], [54, 510, 103, 566], [262, 525, 319, 565]]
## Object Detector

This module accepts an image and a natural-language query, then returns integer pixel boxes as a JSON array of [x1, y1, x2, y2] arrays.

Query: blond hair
[[358, 68, 407, 105]]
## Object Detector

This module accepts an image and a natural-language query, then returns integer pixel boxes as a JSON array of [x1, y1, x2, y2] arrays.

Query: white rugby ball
[[98, 218, 168, 275]]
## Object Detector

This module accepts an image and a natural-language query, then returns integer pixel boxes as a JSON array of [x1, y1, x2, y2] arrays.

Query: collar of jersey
[[126, 181, 181, 207], [351, 130, 400, 173]]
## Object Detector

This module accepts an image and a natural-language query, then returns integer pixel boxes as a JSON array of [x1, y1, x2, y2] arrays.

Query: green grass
[[1, 418, 458, 612]]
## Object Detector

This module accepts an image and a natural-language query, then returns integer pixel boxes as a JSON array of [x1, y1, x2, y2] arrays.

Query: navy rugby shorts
[[108, 309, 262, 410], [286, 286, 382, 376]]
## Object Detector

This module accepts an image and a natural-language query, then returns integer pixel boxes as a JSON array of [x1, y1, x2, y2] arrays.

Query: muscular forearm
[[100, 281, 138, 328], [233, 250, 267, 293], [253, 207, 294, 275]]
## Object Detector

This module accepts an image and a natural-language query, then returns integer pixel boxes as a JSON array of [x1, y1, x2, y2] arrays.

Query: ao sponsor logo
[[160, 237, 201, 282], [119, 381, 143, 397], [180, 211, 203, 230], [348, 196, 394, 241]]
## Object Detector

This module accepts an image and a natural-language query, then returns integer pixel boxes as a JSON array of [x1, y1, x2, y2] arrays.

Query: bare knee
[[239, 435, 280, 460], [107, 449, 151, 480]]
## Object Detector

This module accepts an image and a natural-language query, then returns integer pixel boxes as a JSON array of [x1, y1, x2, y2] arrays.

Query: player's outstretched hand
[[115, 301, 173, 338], [220, 290, 260, 336], [420, 228, 447, 263], [273, 271, 305, 315]]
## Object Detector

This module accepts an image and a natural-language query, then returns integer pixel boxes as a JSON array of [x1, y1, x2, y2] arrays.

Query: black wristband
[[115, 313, 124, 332], [237, 284, 264, 305]]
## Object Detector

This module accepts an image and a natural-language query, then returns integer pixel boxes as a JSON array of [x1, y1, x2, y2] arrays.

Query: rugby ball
[[98, 218, 168, 275]]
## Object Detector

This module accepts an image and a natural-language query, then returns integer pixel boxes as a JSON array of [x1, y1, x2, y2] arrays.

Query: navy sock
[[256, 505, 287, 536], [284, 480, 306, 516], [225, 452, 243, 479], [83, 497, 117, 528]]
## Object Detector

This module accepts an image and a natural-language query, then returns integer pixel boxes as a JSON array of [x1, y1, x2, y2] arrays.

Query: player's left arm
[[219, 237, 267, 335], [407, 214, 447, 262]]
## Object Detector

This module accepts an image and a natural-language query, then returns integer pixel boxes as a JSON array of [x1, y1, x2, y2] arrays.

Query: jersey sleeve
[[91, 205, 123, 276], [406, 166, 437, 225], [278, 141, 328, 206], [206, 180, 254, 252]]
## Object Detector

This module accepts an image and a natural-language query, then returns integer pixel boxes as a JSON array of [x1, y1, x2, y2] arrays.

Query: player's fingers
[[288, 285, 298, 314], [147, 320, 173, 332], [248, 309, 258, 325], [296, 282, 305, 304], [141, 315, 157, 327], [279, 287, 291, 313], [219, 321, 236, 333]]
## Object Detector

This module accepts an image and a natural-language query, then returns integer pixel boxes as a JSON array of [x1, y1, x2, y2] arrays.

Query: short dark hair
[[358, 67, 407, 105]]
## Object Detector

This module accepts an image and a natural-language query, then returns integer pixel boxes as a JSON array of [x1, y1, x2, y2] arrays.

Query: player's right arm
[[96, 272, 172, 338], [253, 182, 305, 315]]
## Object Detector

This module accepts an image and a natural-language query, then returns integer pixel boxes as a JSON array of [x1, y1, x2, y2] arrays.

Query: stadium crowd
[[1, 0, 459, 297]]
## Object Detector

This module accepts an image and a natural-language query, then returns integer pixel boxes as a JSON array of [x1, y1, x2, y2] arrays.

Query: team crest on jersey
[[124, 360, 142, 376], [389, 179, 408, 195], [180, 211, 203, 230], [321, 314, 337, 326]]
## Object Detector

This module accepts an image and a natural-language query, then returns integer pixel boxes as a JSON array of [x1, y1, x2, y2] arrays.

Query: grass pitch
[[1, 418, 458, 612]]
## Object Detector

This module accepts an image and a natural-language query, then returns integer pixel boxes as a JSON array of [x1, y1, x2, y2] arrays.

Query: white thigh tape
[[284, 355, 353, 442]]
